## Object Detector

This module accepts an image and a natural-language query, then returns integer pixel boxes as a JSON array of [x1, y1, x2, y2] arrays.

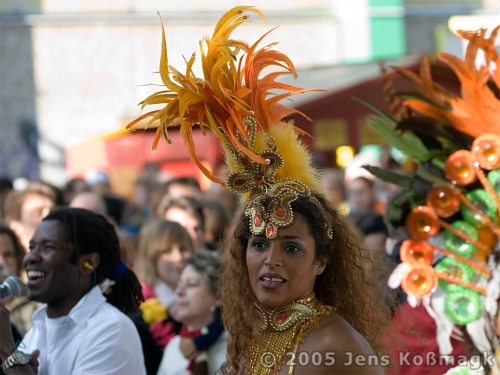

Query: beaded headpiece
[[127, 6, 332, 239], [364, 26, 500, 355]]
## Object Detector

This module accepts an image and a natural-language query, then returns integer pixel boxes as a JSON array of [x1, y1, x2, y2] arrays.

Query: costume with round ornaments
[[364, 26, 500, 374]]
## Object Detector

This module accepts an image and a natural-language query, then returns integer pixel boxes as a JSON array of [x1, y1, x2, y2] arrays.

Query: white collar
[[153, 280, 177, 309], [32, 286, 106, 327]]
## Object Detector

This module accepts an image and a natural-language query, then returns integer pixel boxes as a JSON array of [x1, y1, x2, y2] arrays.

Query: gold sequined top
[[245, 293, 333, 375]]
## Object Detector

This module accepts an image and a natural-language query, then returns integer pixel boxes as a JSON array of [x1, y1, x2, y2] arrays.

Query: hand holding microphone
[[0, 276, 27, 300]]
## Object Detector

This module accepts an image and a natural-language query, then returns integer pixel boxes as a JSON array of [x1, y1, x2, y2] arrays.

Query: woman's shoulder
[[297, 311, 384, 374], [306, 311, 373, 353]]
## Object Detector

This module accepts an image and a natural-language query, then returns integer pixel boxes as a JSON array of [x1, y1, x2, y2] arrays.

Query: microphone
[[0, 276, 27, 300]]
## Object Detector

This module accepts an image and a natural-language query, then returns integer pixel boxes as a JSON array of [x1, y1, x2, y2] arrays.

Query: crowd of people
[[0, 157, 399, 374], [0, 5, 498, 375]]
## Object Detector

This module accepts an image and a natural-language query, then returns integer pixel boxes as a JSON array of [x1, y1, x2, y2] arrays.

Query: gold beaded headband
[[127, 6, 332, 239]]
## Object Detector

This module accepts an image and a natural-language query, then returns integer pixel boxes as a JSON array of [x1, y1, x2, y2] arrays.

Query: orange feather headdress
[[128, 6, 330, 239]]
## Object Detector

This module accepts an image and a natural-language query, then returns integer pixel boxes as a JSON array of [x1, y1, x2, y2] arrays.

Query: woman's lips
[[259, 275, 286, 290]]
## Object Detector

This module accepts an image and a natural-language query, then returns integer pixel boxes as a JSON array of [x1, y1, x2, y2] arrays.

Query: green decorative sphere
[[435, 257, 473, 292], [444, 288, 482, 325], [461, 189, 497, 228], [443, 221, 478, 258], [487, 169, 500, 199]]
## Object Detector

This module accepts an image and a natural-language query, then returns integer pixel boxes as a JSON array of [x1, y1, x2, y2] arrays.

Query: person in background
[[346, 176, 376, 214], [199, 198, 229, 249], [205, 166, 240, 217], [147, 176, 203, 227], [2, 182, 56, 251], [320, 168, 348, 216], [346, 176, 388, 252], [69, 191, 140, 290], [0, 225, 40, 337], [39, 182, 64, 208], [157, 251, 226, 375], [0, 177, 13, 220], [0, 208, 146, 374], [85, 169, 127, 225], [122, 178, 155, 234], [69, 191, 108, 218], [70, 197, 161, 374], [204, 182, 240, 218], [164, 177, 202, 200], [138, 220, 194, 350], [158, 196, 208, 252], [63, 177, 90, 206]]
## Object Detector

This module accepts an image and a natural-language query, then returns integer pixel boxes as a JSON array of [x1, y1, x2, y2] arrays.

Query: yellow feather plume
[[128, 6, 325, 193]]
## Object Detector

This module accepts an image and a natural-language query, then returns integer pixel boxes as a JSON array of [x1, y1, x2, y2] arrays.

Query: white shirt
[[153, 280, 177, 310], [154, 280, 180, 321], [157, 330, 228, 375], [20, 286, 146, 375]]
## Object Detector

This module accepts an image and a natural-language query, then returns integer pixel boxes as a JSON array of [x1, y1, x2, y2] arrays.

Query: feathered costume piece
[[127, 6, 330, 239], [364, 26, 500, 370]]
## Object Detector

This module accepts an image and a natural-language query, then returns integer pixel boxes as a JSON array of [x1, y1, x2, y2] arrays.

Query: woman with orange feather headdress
[[363, 25, 500, 375], [128, 6, 392, 375]]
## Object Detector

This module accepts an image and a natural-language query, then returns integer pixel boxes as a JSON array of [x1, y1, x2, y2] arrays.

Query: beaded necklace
[[245, 293, 333, 375]]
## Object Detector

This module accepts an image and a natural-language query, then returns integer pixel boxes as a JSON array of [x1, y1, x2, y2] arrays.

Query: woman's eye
[[284, 244, 301, 253], [252, 240, 267, 251]]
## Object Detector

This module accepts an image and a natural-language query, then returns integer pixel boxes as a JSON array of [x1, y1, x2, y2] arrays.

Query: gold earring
[[83, 261, 93, 270]]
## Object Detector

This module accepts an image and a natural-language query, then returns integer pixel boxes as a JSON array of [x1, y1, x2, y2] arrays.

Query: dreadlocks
[[43, 207, 144, 315]]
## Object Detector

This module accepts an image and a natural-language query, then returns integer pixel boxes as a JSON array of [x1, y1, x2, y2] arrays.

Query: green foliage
[[362, 165, 412, 188], [366, 114, 429, 161]]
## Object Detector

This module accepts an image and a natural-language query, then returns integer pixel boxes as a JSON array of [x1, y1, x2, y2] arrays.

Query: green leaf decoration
[[415, 164, 449, 185], [366, 114, 429, 160], [352, 97, 399, 125], [386, 190, 415, 226], [387, 202, 403, 224], [394, 92, 447, 109], [362, 165, 412, 188]]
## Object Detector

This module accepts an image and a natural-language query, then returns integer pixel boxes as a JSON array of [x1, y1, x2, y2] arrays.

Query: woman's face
[[165, 208, 205, 251], [0, 234, 19, 277], [175, 264, 218, 329], [156, 242, 191, 289], [246, 214, 326, 309]]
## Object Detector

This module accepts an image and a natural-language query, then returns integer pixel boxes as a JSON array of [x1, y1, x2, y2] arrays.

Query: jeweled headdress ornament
[[364, 26, 500, 358], [127, 6, 331, 239]]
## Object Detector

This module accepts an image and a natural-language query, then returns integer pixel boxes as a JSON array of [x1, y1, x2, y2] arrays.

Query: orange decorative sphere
[[406, 206, 440, 240], [444, 150, 476, 185], [400, 239, 435, 265], [426, 186, 461, 218], [401, 265, 437, 298], [472, 133, 500, 170]]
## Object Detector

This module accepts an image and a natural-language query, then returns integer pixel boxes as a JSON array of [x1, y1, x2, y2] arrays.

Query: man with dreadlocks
[[0, 208, 146, 374]]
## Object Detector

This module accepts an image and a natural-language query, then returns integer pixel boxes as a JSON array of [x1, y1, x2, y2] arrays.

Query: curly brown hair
[[219, 193, 393, 374]]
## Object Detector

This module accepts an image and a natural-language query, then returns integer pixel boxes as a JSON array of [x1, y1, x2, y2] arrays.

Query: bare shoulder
[[307, 312, 371, 352], [293, 312, 385, 375]]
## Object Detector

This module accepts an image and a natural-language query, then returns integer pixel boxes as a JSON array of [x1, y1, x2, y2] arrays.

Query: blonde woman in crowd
[[138, 220, 194, 350]]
